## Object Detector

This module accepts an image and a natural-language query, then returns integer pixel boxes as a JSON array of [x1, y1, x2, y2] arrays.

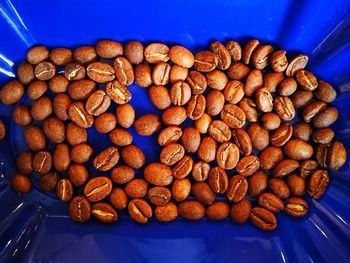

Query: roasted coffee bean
[[148, 187, 171, 206], [68, 102, 94, 128], [248, 171, 268, 197], [181, 127, 200, 153], [87, 62, 115, 83], [74, 46, 97, 65], [244, 69, 263, 97], [206, 90, 225, 116], [93, 147, 120, 171], [194, 51, 217, 72], [258, 193, 284, 213], [69, 196, 91, 223], [162, 106, 187, 126], [24, 125, 46, 151], [286, 54, 308, 77], [53, 93, 72, 121], [152, 62, 171, 85], [155, 202, 178, 222], [49, 47, 72, 66], [312, 107, 338, 128], [250, 207, 277, 231], [231, 198, 252, 224], [293, 122, 313, 141], [170, 65, 188, 84], [148, 85, 171, 110], [68, 164, 89, 187], [327, 141, 347, 171], [284, 139, 313, 160], [220, 104, 246, 128], [26, 45, 49, 64], [216, 142, 240, 170], [158, 126, 182, 146], [268, 178, 290, 199], [192, 161, 210, 182], [296, 69, 318, 91], [226, 40, 242, 61], [40, 171, 59, 192], [160, 143, 185, 166], [43, 117, 65, 144], [314, 80, 337, 103], [125, 179, 149, 198], [187, 70, 207, 94], [261, 112, 281, 130], [259, 146, 284, 170], [195, 113, 211, 134], [68, 78, 95, 102], [85, 90, 111, 116], [247, 123, 269, 151], [109, 128, 133, 146], [135, 63, 153, 87], [171, 178, 191, 201], [302, 101, 327, 123], [95, 113, 117, 134], [186, 94, 206, 120], [255, 88, 273, 112], [128, 199, 153, 224], [205, 69, 229, 92], [134, 114, 161, 136], [106, 80, 132, 104], [284, 197, 308, 217], [270, 50, 288, 72], [239, 97, 259, 122], [124, 41, 144, 64], [11, 173, 32, 193], [35, 61, 56, 80], [274, 96, 295, 121], [236, 155, 260, 177], [49, 74, 69, 93], [30, 96, 53, 121], [226, 62, 250, 80], [144, 163, 173, 186], [312, 128, 334, 144], [242, 39, 260, 64], [307, 170, 329, 199], [316, 144, 328, 168], [169, 45, 194, 68], [110, 188, 128, 210], [56, 179, 73, 202], [178, 200, 205, 220], [270, 123, 293, 147], [116, 104, 135, 128], [28, 80, 48, 99], [53, 143, 71, 172], [273, 159, 299, 177], [206, 202, 230, 220], [208, 166, 228, 194], [192, 181, 215, 205], [64, 63, 86, 81], [17, 62, 34, 84], [251, 44, 274, 69], [84, 176, 112, 202], [66, 122, 87, 146], [278, 77, 297, 96], [226, 175, 248, 202], [232, 129, 252, 156], [33, 151, 52, 174], [111, 165, 135, 184], [122, 145, 146, 169], [291, 90, 313, 109], [144, 43, 169, 64], [16, 151, 33, 174], [224, 80, 244, 104], [210, 41, 231, 70], [299, 159, 318, 179], [263, 72, 284, 93], [208, 120, 231, 143], [92, 202, 118, 223], [287, 174, 305, 196], [96, 40, 123, 59], [170, 81, 192, 106], [70, 143, 93, 164], [13, 105, 32, 127]]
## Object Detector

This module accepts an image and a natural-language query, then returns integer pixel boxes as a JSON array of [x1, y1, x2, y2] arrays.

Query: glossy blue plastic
[[0, 0, 350, 262]]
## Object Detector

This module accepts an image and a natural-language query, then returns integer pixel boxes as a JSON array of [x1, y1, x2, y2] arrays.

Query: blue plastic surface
[[0, 0, 350, 262]]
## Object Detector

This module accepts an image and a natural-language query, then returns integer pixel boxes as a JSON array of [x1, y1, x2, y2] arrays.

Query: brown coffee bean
[[125, 179, 149, 198], [110, 188, 128, 210], [170, 81, 192, 106], [148, 187, 171, 206], [231, 129, 251, 157], [13, 105, 32, 127], [210, 41, 231, 70], [224, 80, 244, 104], [208, 120, 231, 142], [208, 166, 228, 194], [96, 40, 123, 59], [258, 193, 284, 213], [33, 151, 52, 174], [220, 104, 246, 128], [274, 96, 295, 121], [307, 169, 329, 199], [49, 47, 72, 66], [270, 50, 288, 72], [16, 151, 33, 174], [84, 176, 112, 202], [248, 171, 268, 197], [173, 155, 193, 180], [238, 97, 259, 122], [316, 144, 329, 168], [255, 88, 273, 112], [244, 69, 263, 97], [291, 90, 313, 109], [68, 102, 94, 129], [284, 139, 313, 160], [278, 77, 297, 96], [158, 126, 182, 146], [226, 62, 250, 80], [24, 125, 46, 151], [93, 147, 120, 172], [68, 79, 96, 100], [178, 200, 205, 220], [66, 122, 87, 146], [206, 202, 230, 220], [124, 41, 144, 64], [144, 43, 169, 64], [144, 163, 173, 186], [152, 62, 171, 85], [162, 106, 187, 125], [327, 141, 347, 171], [296, 69, 318, 91], [28, 80, 48, 99], [250, 207, 277, 231], [226, 40, 242, 61], [247, 123, 269, 151], [109, 128, 133, 146], [148, 85, 171, 110], [195, 113, 211, 134], [116, 104, 135, 128], [287, 174, 305, 196], [273, 159, 299, 177], [48, 75, 69, 94], [259, 146, 284, 170], [106, 80, 132, 104], [69, 196, 91, 223], [263, 72, 284, 93], [11, 173, 32, 193], [171, 178, 191, 201], [312, 107, 338, 128], [284, 197, 308, 217], [242, 39, 260, 64], [43, 117, 65, 144], [170, 65, 188, 84], [111, 165, 135, 184], [312, 128, 334, 144], [74, 46, 96, 65], [299, 159, 318, 179], [216, 142, 240, 170], [95, 113, 117, 134], [53, 93, 72, 121], [314, 80, 337, 103], [206, 90, 225, 116], [181, 127, 200, 153], [226, 175, 248, 202], [293, 122, 313, 141], [128, 199, 153, 224], [70, 143, 93, 164], [231, 198, 252, 224], [194, 51, 217, 72], [286, 54, 308, 77], [270, 123, 293, 147], [64, 63, 86, 81], [261, 112, 281, 130], [35, 61, 56, 80], [302, 101, 327, 123], [87, 62, 115, 83], [192, 181, 215, 205], [53, 143, 71, 172], [40, 171, 59, 192], [122, 145, 146, 169], [186, 94, 206, 120], [135, 63, 152, 88], [31, 96, 52, 121], [268, 178, 290, 199], [68, 164, 89, 187], [236, 155, 260, 177], [56, 179, 73, 202], [251, 45, 274, 69], [17, 62, 34, 84], [26, 45, 49, 65], [92, 202, 118, 223], [191, 162, 210, 182], [187, 70, 207, 94], [134, 114, 161, 136], [155, 202, 178, 222], [169, 45, 194, 68], [160, 143, 185, 166]]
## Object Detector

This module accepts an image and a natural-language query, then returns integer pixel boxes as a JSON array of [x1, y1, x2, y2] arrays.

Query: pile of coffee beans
[[0, 39, 347, 231]]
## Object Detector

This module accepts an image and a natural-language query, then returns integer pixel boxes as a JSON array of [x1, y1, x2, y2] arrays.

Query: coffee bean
[[226, 175, 248, 202], [121, 145, 146, 169], [259, 146, 284, 170], [242, 39, 260, 64], [35, 61, 56, 80], [216, 142, 240, 170], [56, 179, 73, 202], [93, 147, 120, 171], [226, 62, 250, 80], [187, 70, 207, 94], [134, 114, 161, 136], [53, 93, 72, 121], [186, 94, 206, 120], [155, 202, 178, 222], [312, 128, 334, 144], [307, 169, 329, 199], [152, 62, 171, 85], [31, 96, 53, 121], [258, 193, 284, 213], [144, 43, 169, 64], [195, 113, 211, 134], [181, 127, 200, 153], [111, 165, 135, 184], [206, 90, 225, 116], [251, 44, 274, 69], [270, 50, 288, 72], [13, 105, 32, 127], [173, 156, 193, 179], [278, 77, 297, 96], [125, 179, 149, 198], [40, 171, 59, 192], [16, 151, 33, 174], [206, 202, 230, 220], [302, 101, 327, 123], [70, 143, 93, 163], [109, 128, 133, 146], [208, 166, 228, 193], [263, 72, 284, 93], [314, 80, 337, 103], [261, 112, 281, 130], [28, 80, 48, 99], [74, 46, 97, 65], [270, 123, 293, 147], [239, 97, 259, 122], [327, 141, 347, 171], [68, 102, 94, 128], [226, 40, 242, 61], [24, 125, 46, 151], [33, 151, 52, 174], [85, 90, 111, 117], [248, 171, 268, 197], [287, 174, 305, 196], [316, 144, 328, 168], [106, 80, 132, 105], [220, 104, 246, 128], [244, 69, 263, 97], [69, 196, 91, 223], [92, 202, 118, 223], [66, 122, 87, 146], [96, 40, 123, 59], [170, 65, 188, 84], [64, 63, 86, 80], [232, 129, 252, 156], [224, 80, 244, 104], [135, 63, 153, 87], [84, 176, 112, 202], [169, 45, 194, 68], [255, 88, 273, 112], [87, 62, 115, 83], [124, 41, 144, 64], [110, 188, 128, 210], [192, 181, 215, 205], [286, 54, 308, 76], [273, 159, 299, 177], [128, 199, 153, 224], [49, 47, 72, 66], [247, 123, 269, 150], [43, 117, 65, 143], [293, 122, 313, 141], [192, 161, 210, 182], [148, 186, 171, 206], [231, 198, 252, 224], [144, 163, 173, 186], [236, 155, 260, 177], [26, 45, 49, 64], [158, 126, 182, 146], [162, 106, 187, 125], [312, 107, 338, 128], [299, 159, 318, 179], [284, 197, 308, 217], [11, 173, 32, 193], [210, 41, 231, 70], [170, 81, 192, 106], [208, 120, 231, 143], [116, 104, 135, 128], [178, 200, 205, 220], [68, 164, 89, 187], [291, 90, 313, 109], [250, 207, 277, 231], [273, 96, 295, 121], [160, 143, 185, 166], [171, 178, 191, 201], [296, 69, 318, 91], [17, 62, 34, 84], [53, 143, 71, 172], [268, 178, 290, 199], [148, 85, 171, 110], [194, 51, 217, 72], [284, 139, 313, 160]]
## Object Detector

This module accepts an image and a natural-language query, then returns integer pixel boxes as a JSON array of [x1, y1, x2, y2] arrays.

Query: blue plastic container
[[1, 0, 350, 262]]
